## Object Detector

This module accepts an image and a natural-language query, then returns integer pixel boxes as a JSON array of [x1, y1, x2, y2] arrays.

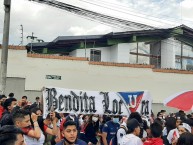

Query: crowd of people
[[0, 93, 193, 145]]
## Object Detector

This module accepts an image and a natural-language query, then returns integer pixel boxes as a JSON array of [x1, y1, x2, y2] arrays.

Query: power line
[[29, 0, 193, 32], [28, 0, 154, 30], [79, 0, 193, 26], [78, 0, 175, 27], [28, 1, 130, 31], [27, 1, 124, 31], [27, 0, 193, 50]]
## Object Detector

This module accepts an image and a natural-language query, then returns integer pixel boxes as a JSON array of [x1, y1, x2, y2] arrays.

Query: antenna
[[180, 1, 182, 25], [19, 24, 23, 46], [26, 32, 43, 53]]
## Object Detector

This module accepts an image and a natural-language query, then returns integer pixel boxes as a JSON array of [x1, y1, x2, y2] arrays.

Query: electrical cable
[[29, 0, 155, 30], [27, 0, 193, 54], [82, 0, 193, 25], [78, 0, 176, 27]]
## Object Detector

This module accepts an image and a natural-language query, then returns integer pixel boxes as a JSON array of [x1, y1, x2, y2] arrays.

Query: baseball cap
[[127, 118, 140, 132]]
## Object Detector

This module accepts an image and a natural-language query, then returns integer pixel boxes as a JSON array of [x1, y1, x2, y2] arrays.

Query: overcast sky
[[0, 0, 193, 45]]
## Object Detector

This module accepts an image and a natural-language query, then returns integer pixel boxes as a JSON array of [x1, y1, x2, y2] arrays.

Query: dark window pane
[[90, 49, 101, 62]]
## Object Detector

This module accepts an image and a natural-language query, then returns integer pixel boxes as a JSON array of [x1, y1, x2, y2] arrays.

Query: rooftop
[[25, 25, 193, 54]]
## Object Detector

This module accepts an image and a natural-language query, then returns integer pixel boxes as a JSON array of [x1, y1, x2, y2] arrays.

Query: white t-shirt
[[167, 128, 180, 144], [24, 131, 45, 145], [120, 134, 143, 145], [162, 127, 167, 136], [117, 123, 127, 145]]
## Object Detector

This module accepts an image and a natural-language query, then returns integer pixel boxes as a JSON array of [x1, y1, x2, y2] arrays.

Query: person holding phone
[[12, 109, 45, 145]]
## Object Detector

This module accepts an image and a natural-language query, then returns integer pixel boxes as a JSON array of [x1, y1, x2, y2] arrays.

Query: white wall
[[89, 47, 111, 62], [117, 43, 130, 63], [100, 47, 111, 62], [70, 49, 90, 58], [110, 45, 118, 62], [70, 47, 111, 62], [1, 49, 193, 103], [69, 43, 134, 63], [5, 77, 41, 101], [161, 38, 176, 69], [69, 49, 77, 56]]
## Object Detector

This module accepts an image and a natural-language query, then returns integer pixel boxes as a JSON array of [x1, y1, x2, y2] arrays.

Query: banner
[[42, 87, 152, 118], [118, 91, 152, 117]]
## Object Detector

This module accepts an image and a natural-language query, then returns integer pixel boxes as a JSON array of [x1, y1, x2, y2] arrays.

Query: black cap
[[127, 118, 140, 133]]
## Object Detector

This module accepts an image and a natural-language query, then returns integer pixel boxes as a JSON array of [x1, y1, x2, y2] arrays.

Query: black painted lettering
[[141, 100, 145, 115], [118, 100, 123, 114], [141, 100, 149, 116], [71, 91, 79, 112], [101, 92, 111, 114], [64, 95, 72, 111], [79, 92, 84, 112], [58, 95, 64, 111], [83, 92, 89, 112], [45, 88, 52, 111], [46, 88, 58, 111], [144, 100, 149, 116], [112, 99, 118, 114], [80, 96, 84, 112], [89, 96, 97, 113]]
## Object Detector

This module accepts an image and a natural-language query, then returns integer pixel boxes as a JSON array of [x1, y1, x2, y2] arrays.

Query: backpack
[[110, 125, 127, 145]]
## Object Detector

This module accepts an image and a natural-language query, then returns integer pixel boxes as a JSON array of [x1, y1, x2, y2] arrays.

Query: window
[[90, 49, 101, 61], [150, 42, 161, 68], [129, 42, 151, 65], [175, 41, 193, 70]]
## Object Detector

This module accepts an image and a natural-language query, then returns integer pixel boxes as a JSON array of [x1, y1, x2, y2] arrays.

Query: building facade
[[1, 25, 193, 113]]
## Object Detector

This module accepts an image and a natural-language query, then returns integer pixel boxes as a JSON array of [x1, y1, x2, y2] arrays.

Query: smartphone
[[50, 105, 54, 121], [50, 105, 54, 113]]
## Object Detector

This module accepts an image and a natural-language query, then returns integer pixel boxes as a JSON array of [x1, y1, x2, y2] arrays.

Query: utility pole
[[84, 37, 87, 58], [0, 0, 11, 95], [30, 32, 34, 53]]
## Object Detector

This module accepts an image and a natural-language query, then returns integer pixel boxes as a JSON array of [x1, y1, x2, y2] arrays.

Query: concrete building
[[1, 25, 193, 113]]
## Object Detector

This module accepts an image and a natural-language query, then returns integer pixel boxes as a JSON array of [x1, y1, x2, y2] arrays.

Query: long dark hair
[[165, 117, 176, 134], [176, 132, 193, 145], [129, 112, 142, 123]]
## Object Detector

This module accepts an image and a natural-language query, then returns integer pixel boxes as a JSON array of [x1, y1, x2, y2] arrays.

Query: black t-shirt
[[0, 111, 13, 126]]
